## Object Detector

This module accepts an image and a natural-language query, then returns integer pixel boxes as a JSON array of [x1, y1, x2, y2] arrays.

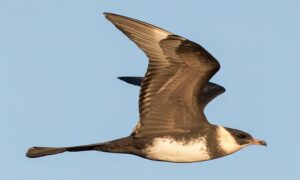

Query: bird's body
[[26, 13, 266, 162]]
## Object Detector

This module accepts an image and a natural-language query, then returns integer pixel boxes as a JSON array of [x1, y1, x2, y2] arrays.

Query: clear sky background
[[1, 0, 299, 180]]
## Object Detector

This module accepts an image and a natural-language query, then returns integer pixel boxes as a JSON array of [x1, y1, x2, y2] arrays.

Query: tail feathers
[[26, 144, 99, 158], [26, 138, 128, 158], [26, 147, 67, 158]]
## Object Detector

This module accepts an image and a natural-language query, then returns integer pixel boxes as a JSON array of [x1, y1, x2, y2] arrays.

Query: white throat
[[216, 126, 244, 154]]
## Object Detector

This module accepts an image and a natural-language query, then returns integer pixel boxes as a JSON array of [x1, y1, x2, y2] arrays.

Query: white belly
[[145, 136, 211, 162]]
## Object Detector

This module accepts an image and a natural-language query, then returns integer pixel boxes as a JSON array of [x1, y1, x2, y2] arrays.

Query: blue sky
[[0, 0, 299, 180]]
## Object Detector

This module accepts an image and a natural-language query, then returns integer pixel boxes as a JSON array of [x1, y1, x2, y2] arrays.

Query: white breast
[[145, 136, 211, 162]]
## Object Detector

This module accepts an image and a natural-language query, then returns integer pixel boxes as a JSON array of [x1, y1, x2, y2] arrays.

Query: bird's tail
[[26, 143, 102, 158], [26, 137, 130, 158], [26, 147, 67, 158]]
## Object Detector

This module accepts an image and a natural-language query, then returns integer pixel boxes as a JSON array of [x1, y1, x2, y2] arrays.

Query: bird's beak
[[251, 138, 267, 146]]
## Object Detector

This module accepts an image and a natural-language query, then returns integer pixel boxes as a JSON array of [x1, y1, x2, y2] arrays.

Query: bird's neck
[[215, 125, 243, 155]]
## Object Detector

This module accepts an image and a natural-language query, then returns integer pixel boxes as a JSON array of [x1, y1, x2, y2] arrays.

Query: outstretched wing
[[118, 76, 225, 109], [105, 13, 220, 137]]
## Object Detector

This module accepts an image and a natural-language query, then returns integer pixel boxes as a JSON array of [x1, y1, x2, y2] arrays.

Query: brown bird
[[26, 12, 266, 162]]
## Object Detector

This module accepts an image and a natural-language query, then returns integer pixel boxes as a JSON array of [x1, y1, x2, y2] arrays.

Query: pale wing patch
[[145, 137, 210, 162]]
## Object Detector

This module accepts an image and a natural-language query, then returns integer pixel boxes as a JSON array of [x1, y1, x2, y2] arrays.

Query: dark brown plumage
[[26, 13, 266, 162], [118, 77, 225, 110]]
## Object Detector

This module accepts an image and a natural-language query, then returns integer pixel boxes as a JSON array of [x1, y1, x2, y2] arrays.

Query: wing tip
[[103, 12, 130, 26], [117, 76, 143, 86], [103, 12, 113, 20], [117, 76, 127, 83], [209, 82, 226, 92], [103, 12, 126, 20], [103, 12, 113, 17]]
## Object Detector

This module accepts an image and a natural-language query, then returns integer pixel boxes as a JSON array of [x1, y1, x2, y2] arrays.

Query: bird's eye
[[237, 134, 247, 139]]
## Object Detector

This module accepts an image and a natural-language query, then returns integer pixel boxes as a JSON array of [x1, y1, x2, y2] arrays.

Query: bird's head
[[215, 126, 267, 155]]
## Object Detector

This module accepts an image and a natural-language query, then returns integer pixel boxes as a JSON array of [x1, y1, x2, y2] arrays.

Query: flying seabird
[[26, 13, 266, 163]]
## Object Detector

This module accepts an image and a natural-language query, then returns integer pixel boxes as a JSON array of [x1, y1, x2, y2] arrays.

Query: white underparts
[[216, 126, 244, 154], [145, 136, 210, 162]]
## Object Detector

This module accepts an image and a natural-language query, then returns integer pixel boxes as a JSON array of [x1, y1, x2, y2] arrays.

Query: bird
[[26, 12, 266, 163]]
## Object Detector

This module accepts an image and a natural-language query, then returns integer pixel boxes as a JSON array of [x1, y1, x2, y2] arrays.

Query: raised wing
[[118, 76, 225, 109], [105, 13, 220, 137], [199, 82, 225, 109], [118, 76, 143, 86]]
